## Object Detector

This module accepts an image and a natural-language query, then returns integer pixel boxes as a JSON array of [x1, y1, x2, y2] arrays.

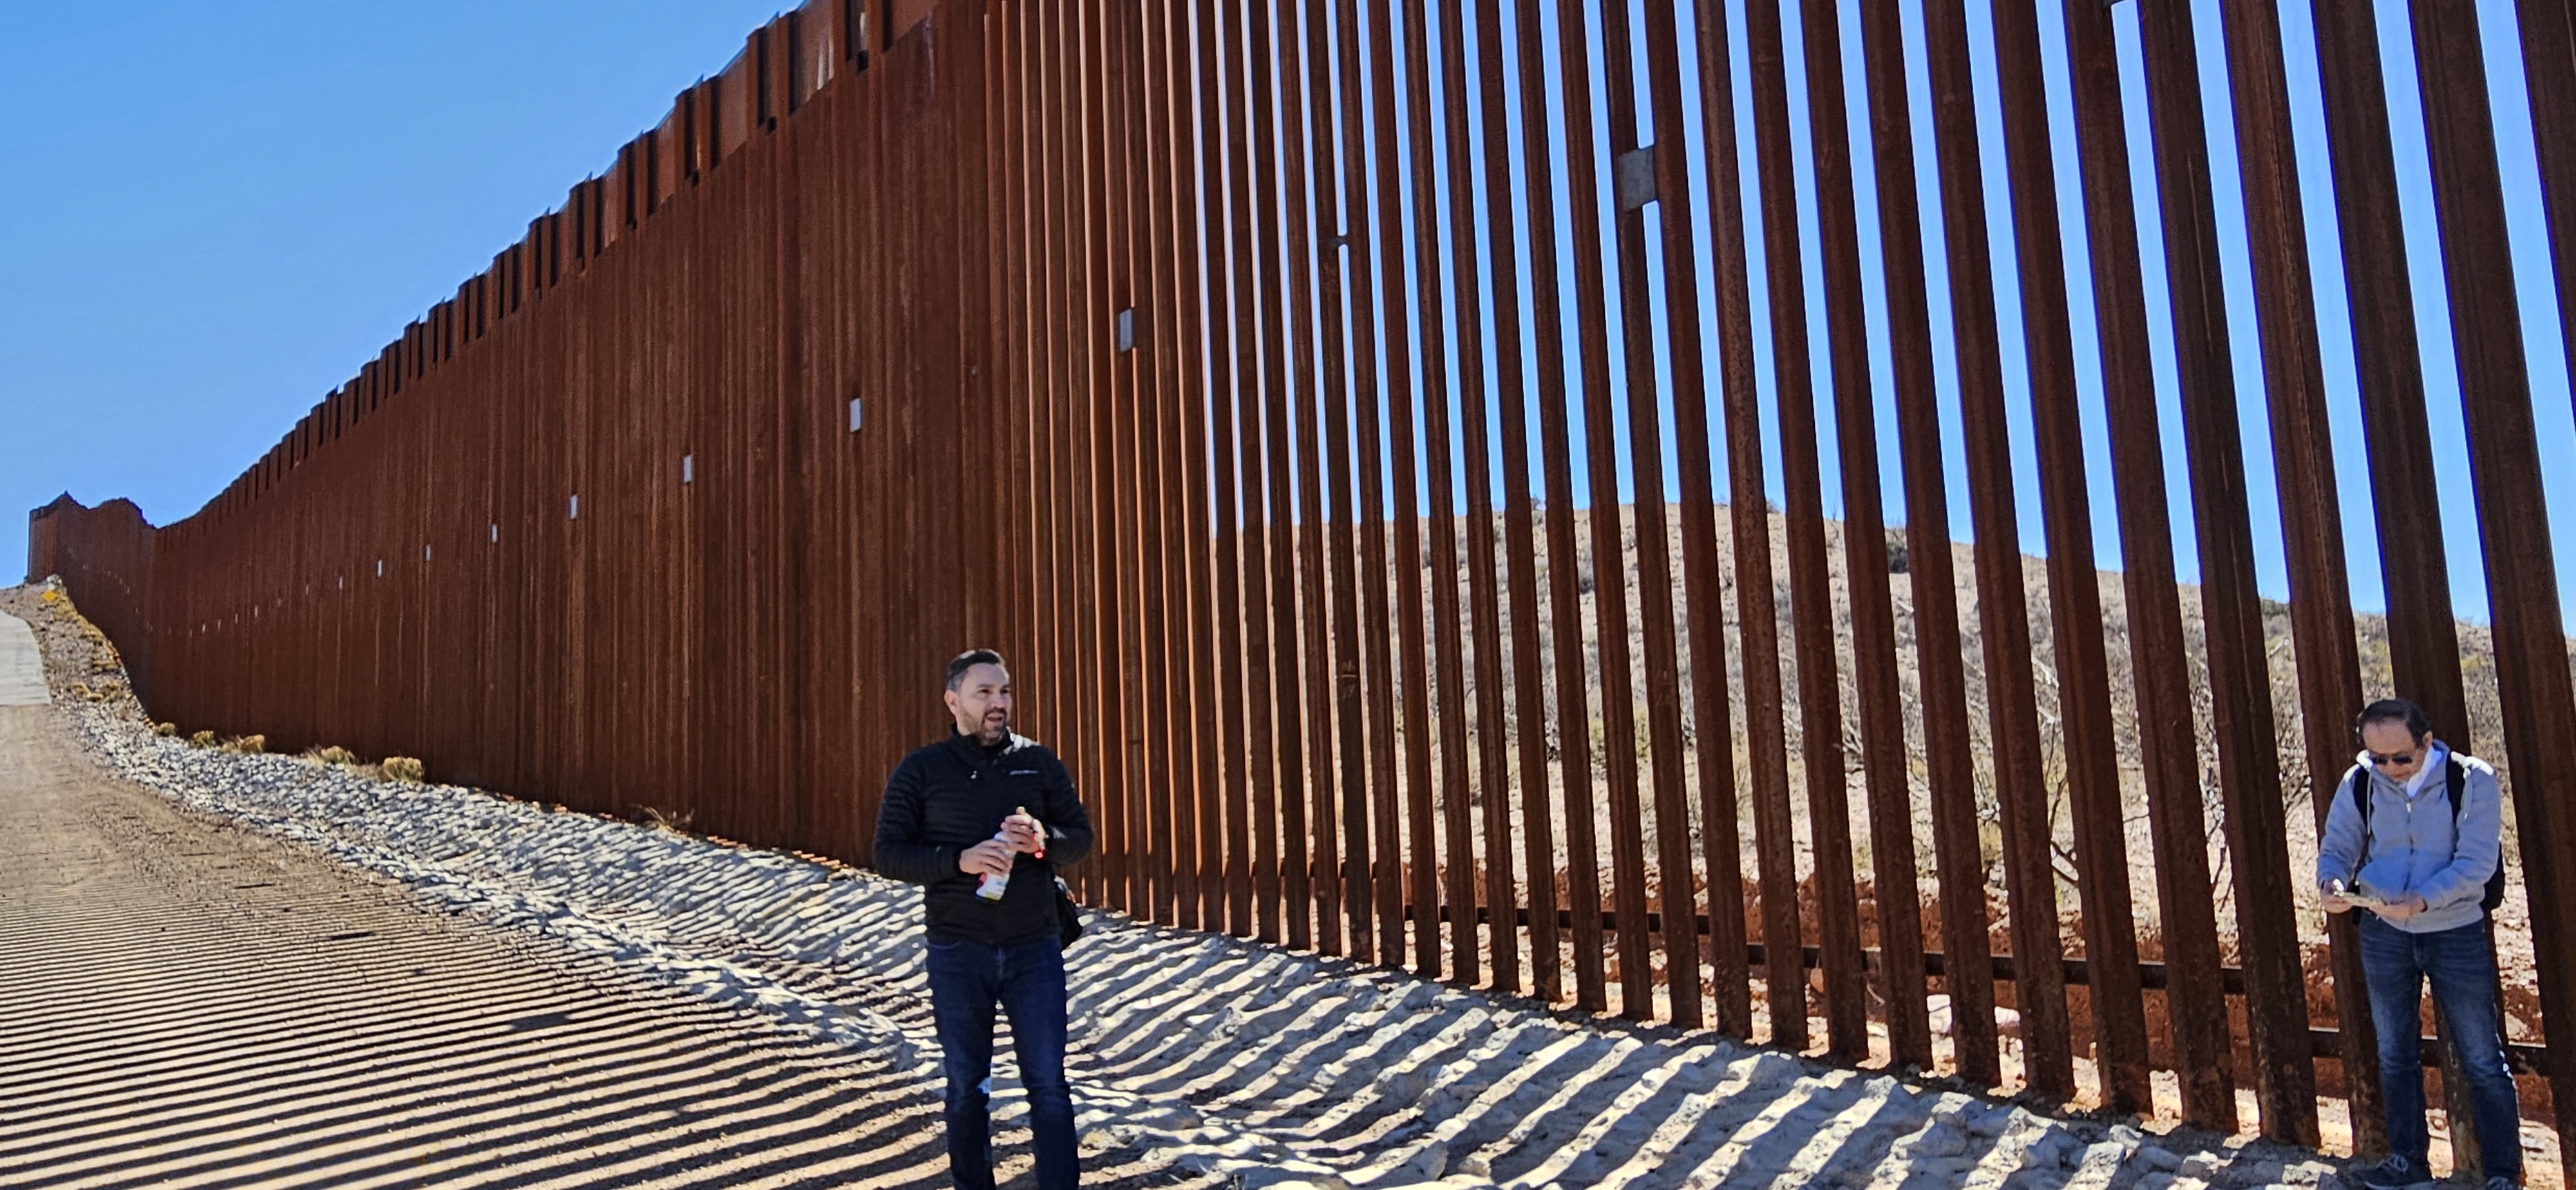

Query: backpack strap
[[2347, 766, 2374, 870], [2442, 754, 2510, 912]]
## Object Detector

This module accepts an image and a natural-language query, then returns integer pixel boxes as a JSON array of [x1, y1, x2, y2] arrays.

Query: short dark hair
[[946, 648, 1007, 691], [2355, 697, 2432, 740]]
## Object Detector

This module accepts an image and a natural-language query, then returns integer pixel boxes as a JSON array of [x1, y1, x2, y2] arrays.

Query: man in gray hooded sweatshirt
[[2320, 697, 2519, 1190]]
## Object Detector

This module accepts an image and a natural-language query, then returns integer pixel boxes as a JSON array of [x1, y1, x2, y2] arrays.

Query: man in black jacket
[[874, 648, 1093, 1190]]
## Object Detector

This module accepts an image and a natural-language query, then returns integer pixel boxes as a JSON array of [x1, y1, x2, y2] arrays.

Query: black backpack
[[2344, 754, 2508, 913]]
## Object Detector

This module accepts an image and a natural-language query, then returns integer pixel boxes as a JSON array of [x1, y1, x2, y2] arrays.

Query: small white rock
[[1908, 1123, 1970, 1158], [2020, 1133, 2076, 1171], [1238, 1164, 1352, 1190], [2231, 1158, 2285, 1185]]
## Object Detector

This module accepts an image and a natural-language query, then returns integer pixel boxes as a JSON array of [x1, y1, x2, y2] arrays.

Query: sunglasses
[[2367, 751, 2418, 768]]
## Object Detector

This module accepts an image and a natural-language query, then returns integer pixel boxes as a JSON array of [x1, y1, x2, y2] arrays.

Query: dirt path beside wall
[[0, 698, 981, 1189], [0, 612, 48, 706]]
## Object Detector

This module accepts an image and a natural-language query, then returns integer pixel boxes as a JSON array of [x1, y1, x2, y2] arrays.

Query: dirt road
[[0, 695, 951, 1189], [0, 611, 44, 706]]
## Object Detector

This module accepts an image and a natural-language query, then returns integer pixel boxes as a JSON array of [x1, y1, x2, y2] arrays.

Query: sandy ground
[[0, 607, 1200, 1189], [0, 594, 2389, 1188], [0, 697, 976, 1188]]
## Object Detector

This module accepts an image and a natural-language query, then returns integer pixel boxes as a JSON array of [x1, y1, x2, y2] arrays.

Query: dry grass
[[297, 744, 360, 767], [379, 757, 426, 783], [632, 806, 696, 833]]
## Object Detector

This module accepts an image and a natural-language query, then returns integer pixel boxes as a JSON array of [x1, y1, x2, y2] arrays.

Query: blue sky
[[6, 1, 2573, 626], [0, 1, 785, 575]]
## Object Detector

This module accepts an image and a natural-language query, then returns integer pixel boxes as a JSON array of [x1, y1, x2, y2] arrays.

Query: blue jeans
[[924, 934, 1078, 1190], [2356, 914, 2520, 1182]]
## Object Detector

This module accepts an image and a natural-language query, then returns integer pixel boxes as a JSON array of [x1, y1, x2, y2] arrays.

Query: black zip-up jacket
[[872, 730, 1094, 945]]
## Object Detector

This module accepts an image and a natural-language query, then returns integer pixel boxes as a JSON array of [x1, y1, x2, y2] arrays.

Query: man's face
[[2360, 720, 2432, 784], [945, 663, 1012, 743]]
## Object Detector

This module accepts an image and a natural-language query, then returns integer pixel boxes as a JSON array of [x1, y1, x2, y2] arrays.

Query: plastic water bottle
[[976, 826, 1013, 901]]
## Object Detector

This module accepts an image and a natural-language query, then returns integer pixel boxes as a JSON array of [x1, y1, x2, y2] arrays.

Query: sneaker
[[2354, 1156, 2431, 1190], [2483, 1178, 2519, 1190]]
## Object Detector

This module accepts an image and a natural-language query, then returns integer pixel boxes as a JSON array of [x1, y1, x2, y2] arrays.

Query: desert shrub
[[188, 730, 216, 747], [381, 756, 425, 782], [154, 722, 176, 737], [636, 806, 695, 833]]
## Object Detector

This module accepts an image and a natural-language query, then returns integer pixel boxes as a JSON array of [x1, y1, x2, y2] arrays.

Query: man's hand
[[2322, 892, 2355, 914], [2371, 892, 2430, 923], [960, 839, 1016, 878], [1003, 809, 1046, 857]]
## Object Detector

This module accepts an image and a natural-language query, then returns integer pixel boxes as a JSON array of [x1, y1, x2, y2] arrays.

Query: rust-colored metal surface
[[2218, 0, 2367, 1150], [1513, 0, 1597, 1014], [1990, 0, 2150, 1117], [24, 496, 156, 695], [1553, 0, 1651, 1023], [1474, 0, 1540, 1005], [2409, 0, 2576, 1167], [1852, 0, 1989, 1088], [1396, 0, 1472, 986], [2058, 0, 2237, 1131], [1922, 0, 2076, 1099], [31, 0, 2571, 1148], [2137, 0, 2317, 1143], [2304, 0, 2428, 1152], [1776, 0, 1878, 1066], [1708, 0, 1806, 1057], [1797, 0, 1928, 1072]]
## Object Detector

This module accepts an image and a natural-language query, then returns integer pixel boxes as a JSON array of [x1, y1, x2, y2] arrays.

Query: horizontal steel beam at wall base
[[2306, 1030, 2550, 1078], [1399, 901, 2547, 1076], [1408, 899, 2307, 997], [1418, 899, 2211, 992]]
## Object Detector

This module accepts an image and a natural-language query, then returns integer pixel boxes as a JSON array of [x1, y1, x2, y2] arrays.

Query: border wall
[[28, 0, 2576, 1161]]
